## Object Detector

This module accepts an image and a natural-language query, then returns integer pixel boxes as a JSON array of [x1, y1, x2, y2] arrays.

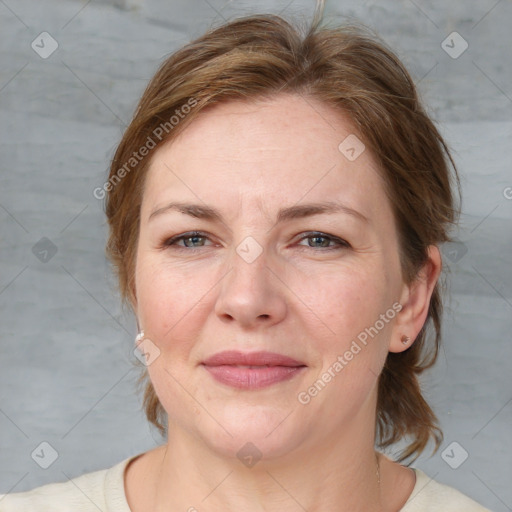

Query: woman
[[0, 2, 492, 511]]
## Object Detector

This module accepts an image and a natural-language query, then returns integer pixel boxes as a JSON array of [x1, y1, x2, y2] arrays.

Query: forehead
[[163, 94, 358, 162], [142, 94, 389, 222]]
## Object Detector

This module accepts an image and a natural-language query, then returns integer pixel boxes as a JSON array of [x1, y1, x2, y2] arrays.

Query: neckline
[[112, 453, 427, 512]]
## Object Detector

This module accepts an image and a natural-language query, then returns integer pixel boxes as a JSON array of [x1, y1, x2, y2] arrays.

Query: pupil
[[186, 236, 202, 247], [312, 236, 328, 247]]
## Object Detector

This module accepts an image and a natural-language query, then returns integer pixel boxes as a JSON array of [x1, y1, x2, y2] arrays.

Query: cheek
[[298, 263, 393, 345], [135, 256, 209, 351], [135, 258, 208, 411], [135, 243, 400, 360], [304, 268, 396, 396]]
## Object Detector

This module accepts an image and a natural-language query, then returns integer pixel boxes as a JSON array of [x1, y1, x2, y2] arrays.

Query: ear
[[389, 245, 442, 353]]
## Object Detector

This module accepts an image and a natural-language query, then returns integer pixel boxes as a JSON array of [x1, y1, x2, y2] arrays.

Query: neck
[[152, 425, 384, 512]]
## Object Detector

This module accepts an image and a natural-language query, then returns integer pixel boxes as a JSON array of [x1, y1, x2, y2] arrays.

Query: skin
[[125, 93, 441, 512]]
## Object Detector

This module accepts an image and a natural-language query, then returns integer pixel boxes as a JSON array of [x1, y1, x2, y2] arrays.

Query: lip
[[201, 350, 307, 389], [202, 350, 305, 367]]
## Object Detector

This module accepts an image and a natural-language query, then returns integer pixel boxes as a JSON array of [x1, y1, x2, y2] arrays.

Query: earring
[[401, 335, 410, 345], [135, 330, 145, 344]]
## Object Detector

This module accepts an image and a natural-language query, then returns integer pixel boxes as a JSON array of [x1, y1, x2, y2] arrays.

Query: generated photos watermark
[[297, 301, 403, 405], [93, 97, 198, 200]]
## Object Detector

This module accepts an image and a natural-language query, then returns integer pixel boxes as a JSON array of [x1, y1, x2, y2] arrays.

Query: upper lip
[[202, 350, 306, 367]]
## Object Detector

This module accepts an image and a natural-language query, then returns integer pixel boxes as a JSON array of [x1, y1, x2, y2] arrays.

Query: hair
[[104, 1, 460, 462]]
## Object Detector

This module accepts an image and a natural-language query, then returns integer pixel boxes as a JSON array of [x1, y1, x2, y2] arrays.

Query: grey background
[[0, 0, 510, 510]]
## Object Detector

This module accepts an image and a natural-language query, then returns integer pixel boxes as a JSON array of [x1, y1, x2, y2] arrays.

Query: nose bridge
[[214, 233, 286, 325], [225, 235, 272, 296]]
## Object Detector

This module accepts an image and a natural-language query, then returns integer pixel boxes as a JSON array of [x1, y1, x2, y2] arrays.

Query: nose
[[214, 243, 287, 329]]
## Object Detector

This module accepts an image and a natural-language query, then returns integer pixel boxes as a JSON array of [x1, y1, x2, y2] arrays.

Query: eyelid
[[296, 231, 350, 250], [163, 231, 213, 249], [163, 230, 350, 251]]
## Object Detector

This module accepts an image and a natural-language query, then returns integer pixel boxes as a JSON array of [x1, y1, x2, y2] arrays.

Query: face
[[134, 93, 408, 459]]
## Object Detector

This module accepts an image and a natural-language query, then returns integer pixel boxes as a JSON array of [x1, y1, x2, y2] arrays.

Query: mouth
[[201, 350, 307, 390]]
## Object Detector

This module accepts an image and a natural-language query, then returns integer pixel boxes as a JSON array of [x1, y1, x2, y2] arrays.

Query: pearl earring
[[136, 330, 145, 344], [401, 335, 410, 345]]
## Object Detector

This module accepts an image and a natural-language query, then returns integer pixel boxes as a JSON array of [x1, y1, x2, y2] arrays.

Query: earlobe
[[389, 245, 442, 353]]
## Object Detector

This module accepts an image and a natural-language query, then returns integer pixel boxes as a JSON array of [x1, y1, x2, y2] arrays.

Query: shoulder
[[400, 468, 492, 512], [0, 455, 136, 512]]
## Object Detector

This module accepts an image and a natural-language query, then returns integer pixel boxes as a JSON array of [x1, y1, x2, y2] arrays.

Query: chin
[[195, 403, 309, 462]]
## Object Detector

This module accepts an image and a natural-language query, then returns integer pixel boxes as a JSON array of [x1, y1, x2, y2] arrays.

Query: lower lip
[[202, 365, 306, 389]]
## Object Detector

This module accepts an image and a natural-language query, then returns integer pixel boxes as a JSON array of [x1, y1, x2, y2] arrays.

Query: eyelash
[[162, 231, 350, 252]]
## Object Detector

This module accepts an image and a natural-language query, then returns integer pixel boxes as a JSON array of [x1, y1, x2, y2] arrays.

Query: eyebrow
[[148, 200, 369, 225]]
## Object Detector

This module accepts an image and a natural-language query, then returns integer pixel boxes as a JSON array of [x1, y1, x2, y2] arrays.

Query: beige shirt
[[0, 453, 492, 511]]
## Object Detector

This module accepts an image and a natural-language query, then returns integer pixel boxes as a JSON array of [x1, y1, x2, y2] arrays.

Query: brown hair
[[104, 3, 460, 462]]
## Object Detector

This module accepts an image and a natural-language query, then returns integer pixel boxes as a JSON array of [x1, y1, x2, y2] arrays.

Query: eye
[[296, 232, 350, 251], [163, 231, 213, 250], [161, 231, 350, 252]]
